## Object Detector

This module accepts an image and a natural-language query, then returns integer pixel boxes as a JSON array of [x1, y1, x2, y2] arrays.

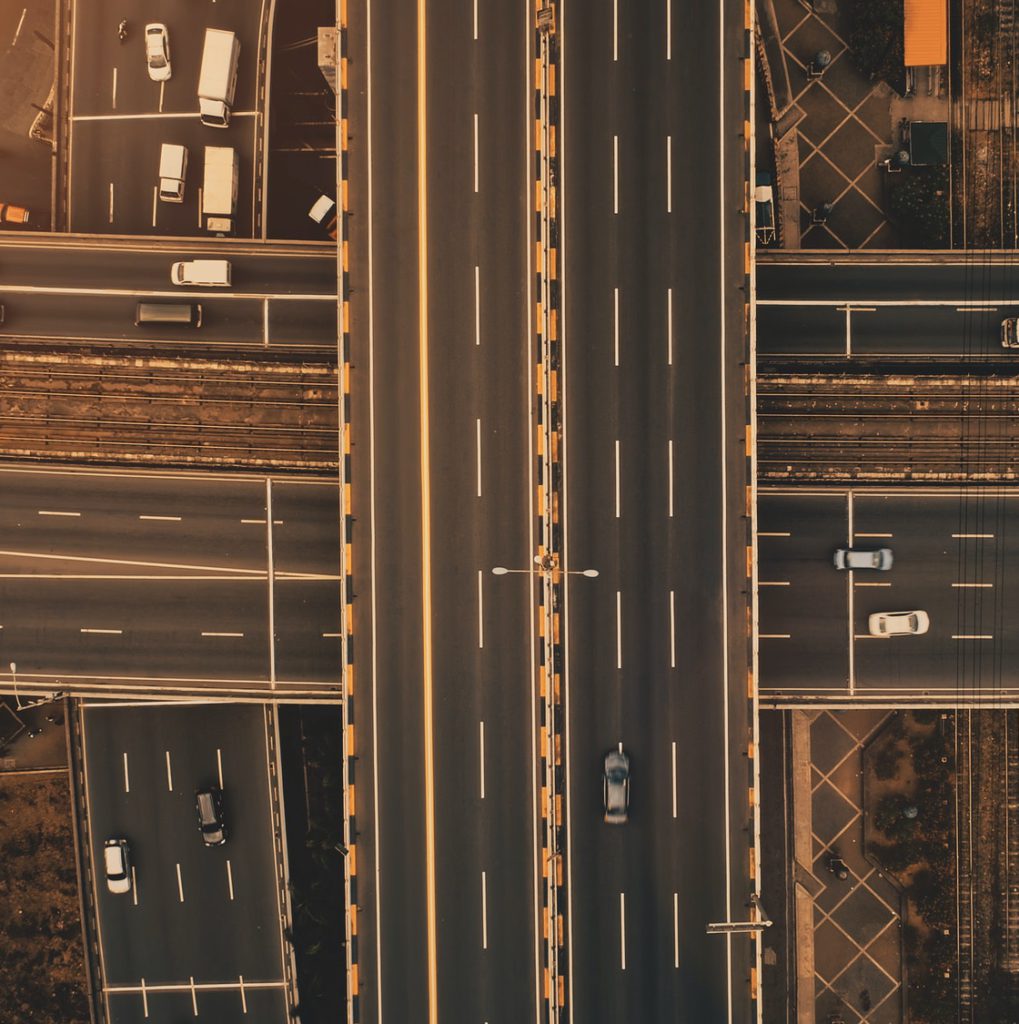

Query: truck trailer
[[201, 146, 238, 234], [198, 28, 240, 128]]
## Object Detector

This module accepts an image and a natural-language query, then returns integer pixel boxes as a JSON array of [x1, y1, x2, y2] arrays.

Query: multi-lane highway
[[560, 0, 752, 1020], [80, 701, 292, 1023], [0, 237, 335, 349], [346, 0, 540, 1020], [0, 464, 341, 699]]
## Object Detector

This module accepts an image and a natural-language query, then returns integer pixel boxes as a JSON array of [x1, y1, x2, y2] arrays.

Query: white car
[[834, 547, 893, 571], [103, 838, 131, 894], [868, 610, 930, 637], [144, 23, 171, 82]]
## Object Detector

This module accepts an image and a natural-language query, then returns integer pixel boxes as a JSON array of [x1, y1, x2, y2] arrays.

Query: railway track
[[0, 349, 339, 471], [758, 373, 1019, 481], [955, 711, 975, 1024]]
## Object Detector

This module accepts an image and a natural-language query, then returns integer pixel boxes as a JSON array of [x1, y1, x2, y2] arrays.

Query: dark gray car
[[195, 787, 227, 846], [603, 745, 630, 824]]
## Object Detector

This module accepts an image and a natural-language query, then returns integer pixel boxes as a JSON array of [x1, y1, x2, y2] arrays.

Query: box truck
[[201, 146, 238, 233], [198, 29, 240, 128]]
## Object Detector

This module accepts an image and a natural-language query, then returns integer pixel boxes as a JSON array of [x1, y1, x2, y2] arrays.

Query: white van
[[198, 29, 240, 128], [158, 144, 188, 203], [170, 259, 232, 287]]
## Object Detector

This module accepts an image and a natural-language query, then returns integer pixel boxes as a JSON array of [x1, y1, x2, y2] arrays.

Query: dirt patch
[[0, 770, 89, 1024]]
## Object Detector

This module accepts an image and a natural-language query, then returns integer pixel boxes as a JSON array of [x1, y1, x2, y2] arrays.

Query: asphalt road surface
[[0, 464, 342, 699], [0, 237, 335, 349], [81, 701, 291, 1023], [346, 0, 541, 1019], [758, 257, 1019, 360], [68, 0, 266, 237], [560, 0, 752, 1020], [759, 488, 1019, 703]]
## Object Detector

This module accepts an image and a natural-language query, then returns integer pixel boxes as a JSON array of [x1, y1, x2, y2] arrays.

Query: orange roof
[[904, 0, 947, 66]]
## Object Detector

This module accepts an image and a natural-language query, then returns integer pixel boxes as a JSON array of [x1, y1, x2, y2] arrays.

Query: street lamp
[[491, 565, 599, 578], [8, 661, 19, 710]]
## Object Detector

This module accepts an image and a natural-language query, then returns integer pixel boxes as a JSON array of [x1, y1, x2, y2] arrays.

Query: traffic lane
[[362, 0, 429, 1013], [0, 579, 270, 682], [756, 304, 845, 356], [0, 472, 270, 570], [272, 579, 342, 684], [849, 305, 1019, 358], [71, 0, 264, 118], [756, 261, 1019, 302], [69, 116, 256, 238], [107, 988, 288, 1024], [0, 291, 332, 349], [0, 245, 335, 295], [268, 480, 341, 577], [85, 703, 283, 985]]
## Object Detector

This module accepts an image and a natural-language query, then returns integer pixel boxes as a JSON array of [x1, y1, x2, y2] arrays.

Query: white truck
[[201, 146, 238, 234], [198, 28, 240, 128]]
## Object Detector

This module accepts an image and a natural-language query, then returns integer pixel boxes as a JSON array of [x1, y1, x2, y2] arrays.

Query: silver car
[[603, 745, 630, 824], [868, 610, 930, 637], [144, 23, 171, 82], [103, 838, 131, 894], [834, 547, 893, 571]]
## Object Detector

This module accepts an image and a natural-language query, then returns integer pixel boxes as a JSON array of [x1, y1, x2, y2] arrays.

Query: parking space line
[[131, 865, 138, 906], [165, 750, 173, 791], [151, 186, 157, 228], [141, 978, 148, 1017], [81, 628, 122, 635], [190, 977, 198, 1015], [108, 182, 114, 224], [38, 509, 80, 517], [138, 515, 182, 522], [176, 863, 184, 902], [855, 581, 891, 587], [759, 633, 791, 639], [239, 975, 247, 1013], [758, 581, 789, 586], [123, 752, 129, 793], [758, 531, 791, 537], [953, 533, 995, 539], [201, 632, 245, 637], [217, 747, 224, 789], [855, 532, 892, 538], [953, 634, 994, 640], [158, 81, 165, 114], [226, 859, 235, 901], [111, 67, 117, 110], [952, 582, 993, 588]]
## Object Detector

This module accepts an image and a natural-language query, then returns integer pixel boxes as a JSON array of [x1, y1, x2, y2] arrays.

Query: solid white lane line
[[666, 135, 672, 212], [669, 590, 676, 668], [80, 628, 122, 634], [666, 0, 672, 59], [473, 113, 479, 193], [217, 747, 224, 790], [619, 892, 626, 969], [38, 509, 80, 517], [616, 591, 623, 669], [201, 631, 245, 638], [673, 892, 679, 967], [226, 859, 235, 901], [476, 418, 483, 497], [953, 582, 993, 588], [474, 265, 481, 346], [613, 134, 619, 214], [108, 182, 114, 224], [123, 752, 130, 793], [131, 866, 138, 906], [479, 721, 486, 799], [667, 287, 673, 365], [671, 741, 677, 818], [615, 440, 621, 518], [266, 479, 277, 688], [953, 532, 994, 539], [614, 287, 620, 365], [477, 569, 484, 649], [668, 440, 674, 517], [112, 67, 117, 109], [481, 871, 488, 949], [138, 515, 182, 522], [613, 0, 618, 60], [175, 863, 184, 902]]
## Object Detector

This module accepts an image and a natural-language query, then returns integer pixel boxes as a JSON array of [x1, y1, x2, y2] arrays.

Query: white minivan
[[170, 259, 231, 287], [158, 144, 188, 203]]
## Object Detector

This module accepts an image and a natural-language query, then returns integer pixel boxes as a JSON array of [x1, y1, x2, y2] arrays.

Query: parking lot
[[758, 488, 1019, 700], [81, 701, 292, 1023]]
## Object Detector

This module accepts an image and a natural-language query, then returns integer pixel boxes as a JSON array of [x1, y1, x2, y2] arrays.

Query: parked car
[[1002, 316, 1019, 348], [195, 787, 227, 846], [868, 610, 930, 637], [833, 547, 893, 571], [308, 194, 337, 240], [144, 23, 171, 82], [603, 744, 630, 824], [0, 202, 30, 225], [103, 838, 131, 894]]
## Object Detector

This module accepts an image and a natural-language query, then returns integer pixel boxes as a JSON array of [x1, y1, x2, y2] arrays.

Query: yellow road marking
[[417, 0, 439, 1019]]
